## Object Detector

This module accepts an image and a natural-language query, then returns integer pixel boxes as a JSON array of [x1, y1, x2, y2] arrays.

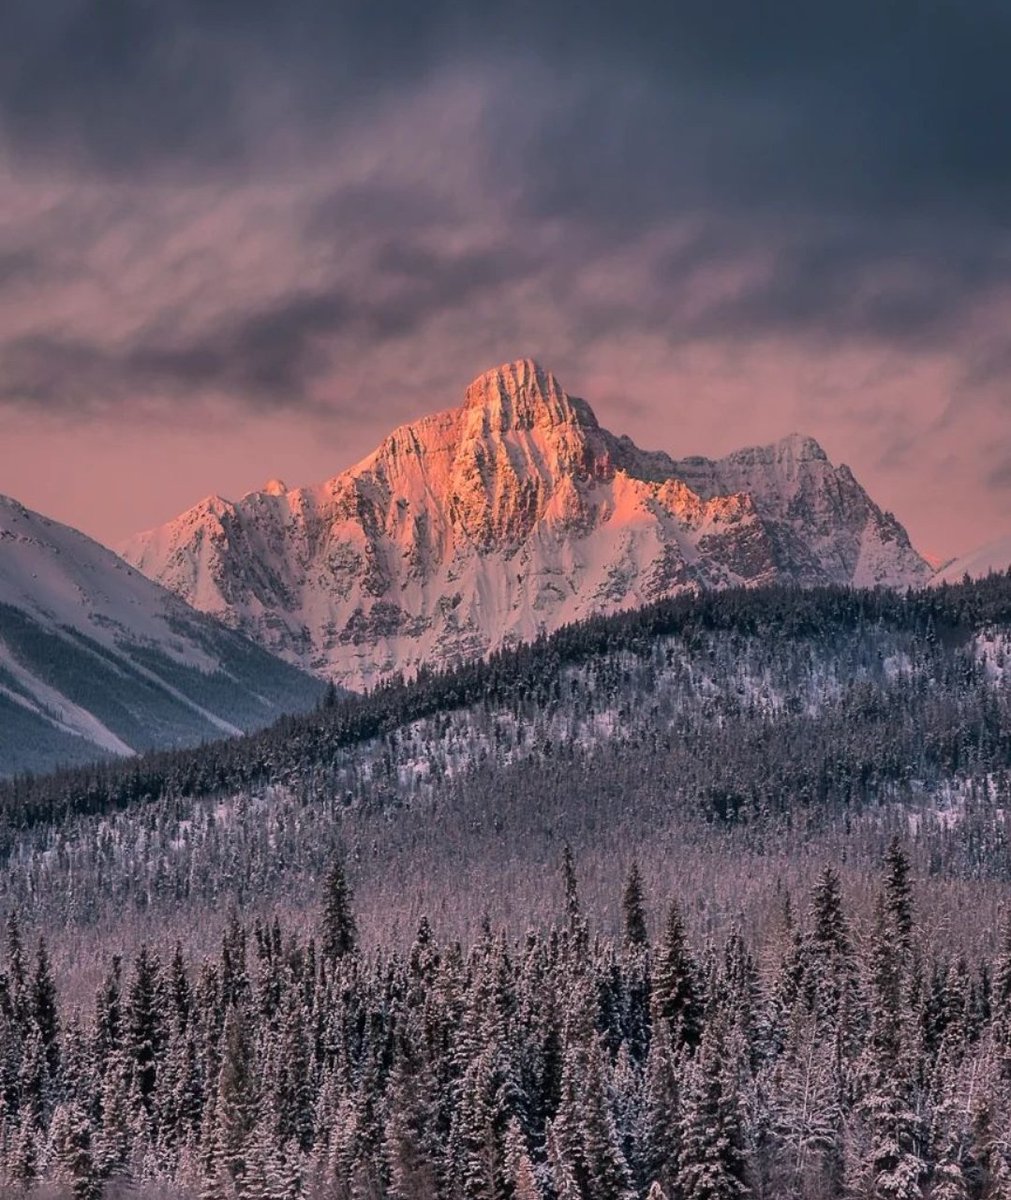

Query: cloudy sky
[[1, 1, 1009, 559]]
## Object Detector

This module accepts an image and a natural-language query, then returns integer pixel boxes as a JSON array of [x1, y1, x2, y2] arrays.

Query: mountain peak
[[462, 359, 599, 433], [122, 366, 932, 689], [776, 433, 828, 461]]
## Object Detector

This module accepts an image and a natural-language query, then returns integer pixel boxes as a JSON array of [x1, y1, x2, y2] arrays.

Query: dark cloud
[[130, 238, 534, 401], [0, 249, 42, 288], [662, 221, 1011, 347], [988, 459, 1011, 491], [3, 0, 1011, 211], [548, 4, 1011, 219], [307, 184, 459, 244], [0, 232, 536, 412], [1, 0, 1011, 425]]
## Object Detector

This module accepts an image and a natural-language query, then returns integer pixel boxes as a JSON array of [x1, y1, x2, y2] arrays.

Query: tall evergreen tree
[[547, 1117, 583, 1200], [578, 1038, 636, 1200], [5, 911, 27, 1030], [320, 857, 358, 964], [95, 1048, 133, 1181], [9, 1120, 39, 1191], [884, 838, 914, 953], [168, 941, 193, 1034], [637, 1035, 681, 1195], [126, 944, 165, 1117], [653, 899, 702, 1053], [807, 865, 856, 1029], [31, 938, 59, 1075], [562, 845, 589, 955], [677, 1021, 750, 1200], [384, 1036, 441, 1200], [623, 862, 649, 951], [855, 896, 924, 1200], [213, 1003, 258, 1191], [48, 1102, 101, 1200], [91, 955, 123, 1081]]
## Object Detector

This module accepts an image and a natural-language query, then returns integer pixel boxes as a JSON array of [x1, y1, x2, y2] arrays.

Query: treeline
[[1, 845, 1010, 1199], [2, 574, 1010, 839]]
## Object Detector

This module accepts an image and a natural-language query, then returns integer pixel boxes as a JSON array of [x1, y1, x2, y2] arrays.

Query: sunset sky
[[1, 1, 1010, 561]]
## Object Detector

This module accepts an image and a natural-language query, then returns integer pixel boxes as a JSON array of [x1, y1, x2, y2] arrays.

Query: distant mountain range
[[122, 359, 933, 688], [0, 494, 323, 776], [932, 534, 1011, 586]]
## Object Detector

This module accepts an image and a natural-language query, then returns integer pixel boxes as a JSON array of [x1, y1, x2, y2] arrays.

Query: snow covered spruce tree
[[676, 1018, 750, 1200]]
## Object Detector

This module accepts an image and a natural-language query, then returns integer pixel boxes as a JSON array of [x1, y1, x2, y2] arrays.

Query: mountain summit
[[462, 358, 599, 431], [121, 360, 932, 687]]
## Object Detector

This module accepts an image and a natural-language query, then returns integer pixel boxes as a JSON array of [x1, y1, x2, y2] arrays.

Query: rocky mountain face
[[0, 494, 322, 775], [122, 359, 932, 688]]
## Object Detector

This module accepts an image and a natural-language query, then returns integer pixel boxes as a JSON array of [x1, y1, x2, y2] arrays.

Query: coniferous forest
[[2, 846, 1011, 1200], [1, 577, 1011, 1198]]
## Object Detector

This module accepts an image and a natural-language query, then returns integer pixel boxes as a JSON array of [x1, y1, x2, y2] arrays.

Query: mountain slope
[[0, 494, 323, 775], [122, 359, 931, 687], [932, 534, 1011, 585]]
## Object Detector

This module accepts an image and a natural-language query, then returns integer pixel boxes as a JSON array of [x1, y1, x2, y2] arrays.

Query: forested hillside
[[0, 575, 1010, 1197], [4, 574, 1010, 831], [1, 576, 1010, 951]]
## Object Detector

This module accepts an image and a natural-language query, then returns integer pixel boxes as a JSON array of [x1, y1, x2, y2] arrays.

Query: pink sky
[[2, 57, 1010, 565], [2, 333, 1004, 565]]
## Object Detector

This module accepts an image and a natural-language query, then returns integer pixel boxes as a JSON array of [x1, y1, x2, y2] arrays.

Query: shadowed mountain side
[[0, 495, 324, 775]]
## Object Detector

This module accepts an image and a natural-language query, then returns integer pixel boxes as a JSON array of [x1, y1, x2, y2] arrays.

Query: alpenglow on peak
[[121, 361, 933, 689], [462, 359, 599, 432]]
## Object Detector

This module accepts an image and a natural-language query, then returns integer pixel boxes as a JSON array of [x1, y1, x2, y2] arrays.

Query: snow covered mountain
[[122, 359, 932, 688], [931, 534, 1011, 585], [0, 494, 323, 775]]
